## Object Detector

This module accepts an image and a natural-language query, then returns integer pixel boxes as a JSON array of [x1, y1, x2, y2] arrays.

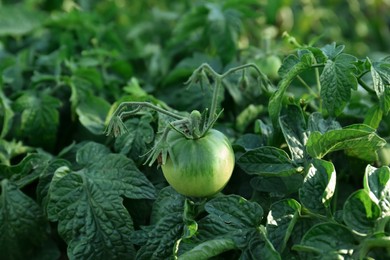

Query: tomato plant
[[1, 1, 390, 260], [105, 63, 262, 197]]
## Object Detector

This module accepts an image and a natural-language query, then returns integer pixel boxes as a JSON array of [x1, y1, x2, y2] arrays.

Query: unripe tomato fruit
[[161, 129, 235, 197]]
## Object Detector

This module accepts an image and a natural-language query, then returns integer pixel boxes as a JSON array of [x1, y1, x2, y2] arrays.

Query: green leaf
[[250, 175, 304, 197], [36, 159, 72, 209], [306, 124, 386, 161], [320, 54, 358, 116], [12, 91, 61, 150], [363, 104, 383, 129], [241, 232, 281, 260], [114, 114, 154, 164], [47, 142, 156, 259], [133, 214, 184, 260], [76, 141, 111, 166], [299, 159, 336, 215], [76, 94, 111, 135], [192, 195, 263, 249], [0, 180, 49, 259], [0, 153, 52, 188], [320, 42, 345, 60], [0, 89, 14, 138], [150, 187, 186, 225], [370, 57, 390, 114], [363, 165, 390, 216], [343, 189, 381, 235], [307, 112, 342, 134], [269, 54, 311, 127], [0, 4, 46, 36], [279, 105, 308, 161], [205, 195, 263, 228], [237, 146, 298, 176], [207, 4, 241, 62], [0, 139, 33, 166], [266, 199, 301, 252], [293, 223, 356, 258], [178, 238, 237, 260]]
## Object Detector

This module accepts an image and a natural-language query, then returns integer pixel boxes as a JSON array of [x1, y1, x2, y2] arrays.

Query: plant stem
[[297, 75, 319, 97], [207, 77, 222, 126], [115, 101, 185, 120], [357, 78, 376, 95]]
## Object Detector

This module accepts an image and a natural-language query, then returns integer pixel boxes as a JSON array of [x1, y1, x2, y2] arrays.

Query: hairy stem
[[114, 101, 185, 120]]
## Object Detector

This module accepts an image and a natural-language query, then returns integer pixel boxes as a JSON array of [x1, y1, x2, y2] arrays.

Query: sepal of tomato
[[161, 129, 235, 197]]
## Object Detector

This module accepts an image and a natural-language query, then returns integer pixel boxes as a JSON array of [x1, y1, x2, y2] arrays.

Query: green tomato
[[161, 129, 235, 197]]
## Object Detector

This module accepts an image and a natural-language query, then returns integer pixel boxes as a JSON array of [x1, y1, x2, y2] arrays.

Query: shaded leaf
[[76, 94, 111, 135], [299, 159, 336, 215], [0, 89, 14, 138], [250, 175, 304, 197], [363, 165, 390, 216], [114, 114, 154, 164], [133, 214, 183, 260], [320, 42, 345, 60], [269, 54, 311, 127], [178, 238, 236, 260], [307, 112, 342, 134], [12, 91, 61, 150], [370, 57, 390, 114], [266, 199, 301, 252], [343, 189, 381, 235], [237, 146, 298, 176], [279, 105, 308, 161], [0, 180, 49, 259], [293, 223, 356, 258]]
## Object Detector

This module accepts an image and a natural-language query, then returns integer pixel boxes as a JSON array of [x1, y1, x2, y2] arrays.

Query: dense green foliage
[[1, 0, 390, 259]]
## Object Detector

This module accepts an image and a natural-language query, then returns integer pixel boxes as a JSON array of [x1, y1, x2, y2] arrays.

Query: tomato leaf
[[237, 146, 298, 176], [266, 199, 301, 253], [12, 91, 61, 150], [150, 187, 186, 224], [182, 195, 279, 259], [76, 94, 111, 135], [363, 165, 390, 216], [269, 54, 311, 128], [363, 104, 383, 129], [307, 112, 342, 134], [299, 159, 336, 215], [306, 124, 386, 161], [0, 88, 14, 138], [279, 105, 308, 161], [370, 57, 390, 114], [178, 238, 237, 260], [46, 142, 156, 259], [293, 223, 356, 258], [114, 114, 154, 164], [320, 42, 345, 60], [0, 180, 56, 259], [343, 189, 381, 235], [132, 187, 186, 259], [250, 175, 304, 196], [319, 53, 358, 117], [0, 153, 52, 188]]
